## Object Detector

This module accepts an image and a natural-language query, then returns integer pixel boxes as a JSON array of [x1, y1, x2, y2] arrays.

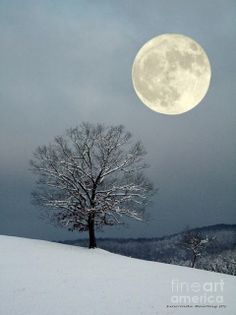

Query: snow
[[0, 235, 235, 315]]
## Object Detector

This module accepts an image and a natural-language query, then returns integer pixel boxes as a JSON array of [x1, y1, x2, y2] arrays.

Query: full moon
[[132, 34, 211, 115]]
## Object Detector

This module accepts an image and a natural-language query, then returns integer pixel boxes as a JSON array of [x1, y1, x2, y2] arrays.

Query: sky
[[0, 0, 235, 241]]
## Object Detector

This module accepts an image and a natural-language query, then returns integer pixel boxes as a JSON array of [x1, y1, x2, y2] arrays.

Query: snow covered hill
[[0, 235, 235, 315]]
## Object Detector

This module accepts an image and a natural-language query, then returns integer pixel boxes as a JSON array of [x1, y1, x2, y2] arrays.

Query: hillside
[[0, 235, 236, 315], [61, 224, 236, 274]]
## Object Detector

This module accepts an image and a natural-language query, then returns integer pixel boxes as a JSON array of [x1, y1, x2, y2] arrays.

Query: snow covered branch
[[30, 123, 155, 248]]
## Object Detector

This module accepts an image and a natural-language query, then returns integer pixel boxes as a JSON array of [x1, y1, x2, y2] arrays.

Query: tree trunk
[[88, 213, 96, 249], [191, 254, 197, 268]]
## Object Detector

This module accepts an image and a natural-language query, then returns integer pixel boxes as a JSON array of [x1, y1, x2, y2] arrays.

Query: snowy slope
[[0, 235, 235, 315]]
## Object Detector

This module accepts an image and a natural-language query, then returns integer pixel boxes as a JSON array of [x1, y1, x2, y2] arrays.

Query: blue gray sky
[[0, 0, 235, 241]]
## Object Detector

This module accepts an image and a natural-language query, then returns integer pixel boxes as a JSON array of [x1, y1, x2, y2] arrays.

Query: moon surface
[[132, 34, 211, 115]]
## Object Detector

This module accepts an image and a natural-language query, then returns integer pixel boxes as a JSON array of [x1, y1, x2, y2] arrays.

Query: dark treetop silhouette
[[30, 123, 154, 248]]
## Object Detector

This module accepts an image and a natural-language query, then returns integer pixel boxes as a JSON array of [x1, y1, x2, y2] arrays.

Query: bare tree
[[181, 231, 209, 268], [30, 123, 154, 248]]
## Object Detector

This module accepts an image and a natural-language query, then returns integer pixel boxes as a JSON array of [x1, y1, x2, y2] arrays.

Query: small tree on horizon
[[30, 123, 154, 248], [181, 231, 209, 268]]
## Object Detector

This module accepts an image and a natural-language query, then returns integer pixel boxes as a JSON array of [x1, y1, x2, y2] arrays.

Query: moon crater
[[132, 34, 211, 115]]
